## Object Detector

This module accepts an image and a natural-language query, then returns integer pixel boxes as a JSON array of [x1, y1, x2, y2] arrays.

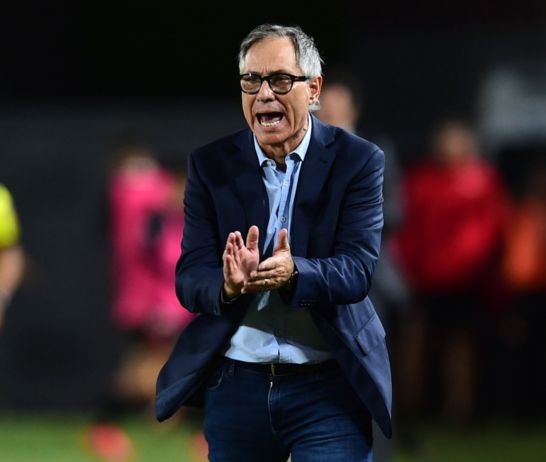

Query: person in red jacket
[[393, 120, 508, 424]]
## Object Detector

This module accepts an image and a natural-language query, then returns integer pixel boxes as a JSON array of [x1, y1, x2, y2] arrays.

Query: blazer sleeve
[[175, 151, 248, 316], [286, 148, 384, 308]]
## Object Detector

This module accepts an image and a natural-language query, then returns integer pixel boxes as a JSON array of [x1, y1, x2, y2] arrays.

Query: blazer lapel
[[232, 130, 269, 254], [291, 116, 337, 256]]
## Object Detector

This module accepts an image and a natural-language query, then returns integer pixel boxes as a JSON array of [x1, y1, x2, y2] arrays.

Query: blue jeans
[[203, 359, 373, 461]]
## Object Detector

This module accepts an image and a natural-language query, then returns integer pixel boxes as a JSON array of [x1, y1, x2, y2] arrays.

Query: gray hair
[[238, 24, 323, 111]]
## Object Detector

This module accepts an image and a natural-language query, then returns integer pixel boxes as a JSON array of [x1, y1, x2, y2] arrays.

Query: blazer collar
[[231, 116, 337, 257], [230, 130, 269, 254], [291, 116, 337, 256]]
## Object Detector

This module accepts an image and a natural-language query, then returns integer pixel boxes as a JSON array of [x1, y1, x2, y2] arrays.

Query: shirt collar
[[254, 114, 313, 166]]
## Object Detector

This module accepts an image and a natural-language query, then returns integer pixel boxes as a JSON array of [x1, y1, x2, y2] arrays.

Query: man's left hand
[[242, 228, 294, 293]]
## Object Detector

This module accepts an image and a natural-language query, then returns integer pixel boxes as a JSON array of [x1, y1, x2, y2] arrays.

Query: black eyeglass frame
[[239, 72, 309, 95]]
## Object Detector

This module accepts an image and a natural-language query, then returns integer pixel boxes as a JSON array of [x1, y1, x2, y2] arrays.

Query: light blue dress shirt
[[225, 116, 333, 364]]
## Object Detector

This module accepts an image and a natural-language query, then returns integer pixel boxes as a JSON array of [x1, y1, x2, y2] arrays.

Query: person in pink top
[[86, 143, 193, 462], [109, 146, 192, 336]]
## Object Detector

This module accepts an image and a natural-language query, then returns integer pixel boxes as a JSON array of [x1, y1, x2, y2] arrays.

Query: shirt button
[[280, 217, 286, 223], [283, 180, 289, 186]]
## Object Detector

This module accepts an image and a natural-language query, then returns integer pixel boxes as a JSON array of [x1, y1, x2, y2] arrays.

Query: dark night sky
[[1, 2, 347, 98], [1, 1, 544, 100]]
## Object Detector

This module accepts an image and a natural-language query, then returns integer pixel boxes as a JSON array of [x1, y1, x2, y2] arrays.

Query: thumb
[[246, 225, 259, 251], [274, 228, 290, 253]]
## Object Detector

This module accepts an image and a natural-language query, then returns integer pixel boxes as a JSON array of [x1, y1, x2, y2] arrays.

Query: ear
[[308, 75, 323, 105]]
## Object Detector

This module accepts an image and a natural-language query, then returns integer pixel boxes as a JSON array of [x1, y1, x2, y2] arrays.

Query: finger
[[227, 243, 242, 268], [223, 241, 231, 261], [273, 228, 290, 253], [224, 254, 234, 276], [248, 268, 281, 281], [233, 231, 244, 250], [226, 242, 235, 257], [255, 275, 278, 286], [225, 233, 233, 250], [243, 278, 280, 292], [246, 225, 259, 251], [257, 255, 279, 272], [233, 246, 241, 266], [227, 233, 238, 253], [224, 253, 232, 271]]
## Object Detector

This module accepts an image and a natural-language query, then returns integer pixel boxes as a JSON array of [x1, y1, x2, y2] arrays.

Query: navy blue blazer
[[156, 116, 393, 438]]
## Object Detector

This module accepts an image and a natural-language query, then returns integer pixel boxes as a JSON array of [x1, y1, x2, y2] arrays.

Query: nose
[[256, 78, 275, 102]]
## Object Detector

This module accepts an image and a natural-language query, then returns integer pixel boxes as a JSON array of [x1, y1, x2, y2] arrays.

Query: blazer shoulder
[[331, 127, 384, 167], [313, 117, 382, 156]]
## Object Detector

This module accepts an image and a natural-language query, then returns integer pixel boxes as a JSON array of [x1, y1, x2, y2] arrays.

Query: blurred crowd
[[396, 123, 545, 423], [1, 71, 545, 462], [319, 74, 546, 462], [316, 74, 546, 431]]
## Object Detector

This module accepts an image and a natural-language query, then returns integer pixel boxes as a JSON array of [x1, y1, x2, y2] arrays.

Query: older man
[[156, 24, 392, 461]]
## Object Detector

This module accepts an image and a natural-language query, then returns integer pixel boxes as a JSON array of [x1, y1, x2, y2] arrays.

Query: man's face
[[241, 37, 322, 156]]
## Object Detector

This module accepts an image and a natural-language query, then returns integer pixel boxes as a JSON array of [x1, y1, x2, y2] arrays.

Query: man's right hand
[[222, 225, 260, 300]]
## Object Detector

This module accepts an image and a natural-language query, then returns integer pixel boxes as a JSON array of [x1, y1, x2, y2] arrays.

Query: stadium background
[[1, 1, 545, 460]]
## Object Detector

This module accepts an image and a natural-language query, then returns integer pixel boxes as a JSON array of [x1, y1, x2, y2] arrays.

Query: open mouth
[[257, 112, 284, 127]]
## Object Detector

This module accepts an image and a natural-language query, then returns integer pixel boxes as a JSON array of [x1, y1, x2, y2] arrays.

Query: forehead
[[242, 37, 301, 73]]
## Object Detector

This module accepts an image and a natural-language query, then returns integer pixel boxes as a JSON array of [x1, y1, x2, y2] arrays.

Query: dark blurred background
[[1, 1, 545, 455]]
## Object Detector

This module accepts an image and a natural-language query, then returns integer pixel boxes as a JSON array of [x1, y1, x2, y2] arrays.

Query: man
[[156, 24, 392, 461], [0, 183, 25, 331]]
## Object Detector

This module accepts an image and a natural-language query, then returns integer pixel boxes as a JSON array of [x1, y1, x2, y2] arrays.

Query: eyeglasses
[[240, 73, 309, 95]]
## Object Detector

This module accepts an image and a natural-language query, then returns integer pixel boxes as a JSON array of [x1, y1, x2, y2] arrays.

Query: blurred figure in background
[[86, 143, 194, 462], [0, 184, 25, 332], [108, 144, 192, 340], [108, 142, 195, 400], [500, 155, 546, 416], [316, 71, 408, 327], [393, 120, 508, 425], [317, 70, 408, 462], [316, 72, 361, 132]]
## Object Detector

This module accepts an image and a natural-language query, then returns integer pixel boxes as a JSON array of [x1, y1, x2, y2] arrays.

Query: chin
[[254, 125, 288, 144]]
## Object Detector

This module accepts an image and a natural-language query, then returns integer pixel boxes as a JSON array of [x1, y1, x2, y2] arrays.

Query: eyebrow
[[244, 69, 296, 76]]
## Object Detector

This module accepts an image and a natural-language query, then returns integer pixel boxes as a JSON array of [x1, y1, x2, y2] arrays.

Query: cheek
[[289, 105, 307, 125], [287, 93, 309, 122]]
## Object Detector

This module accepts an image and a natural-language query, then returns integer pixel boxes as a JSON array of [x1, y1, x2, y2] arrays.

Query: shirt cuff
[[220, 287, 242, 304]]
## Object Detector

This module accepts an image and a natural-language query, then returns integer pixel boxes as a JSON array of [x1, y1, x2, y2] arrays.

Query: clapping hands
[[222, 226, 294, 299]]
